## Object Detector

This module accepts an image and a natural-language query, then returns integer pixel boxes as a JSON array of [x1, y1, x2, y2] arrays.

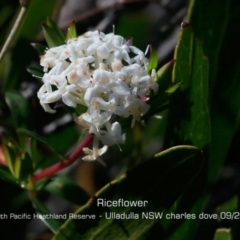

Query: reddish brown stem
[[31, 134, 94, 183]]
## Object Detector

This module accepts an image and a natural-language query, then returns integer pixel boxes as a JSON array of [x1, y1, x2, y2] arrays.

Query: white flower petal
[[40, 100, 56, 114], [62, 92, 76, 107]]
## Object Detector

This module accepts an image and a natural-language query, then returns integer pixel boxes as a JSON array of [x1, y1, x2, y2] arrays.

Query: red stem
[[31, 133, 94, 183]]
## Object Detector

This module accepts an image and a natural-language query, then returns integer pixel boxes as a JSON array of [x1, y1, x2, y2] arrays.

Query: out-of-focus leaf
[[46, 17, 65, 42], [17, 128, 65, 168], [42, 18, 65, 48], [66, 20, 77, 40], [218, 196, 238, 213], [207, 0, 240, 183], [213, 229, 231, 240], [147, 48, 158, 73], [14, 152, 33, 182], [13, 0, 59, 42], [30, 195, 62, 233], [27, 65, 44, 78], [116, 11, 151, 49], [44, 176, 89, 206], [5, 92, 30, 128], [1, 138, 33, 182], [53, 145, 203, 240], [13, 151, 24, 179], [2, 139, 19, 178], [17, 128, 48, 145], [0, 5, 13, 28], [75, 104, 88, 116], [0, 165, 17, 184], [31, 43, 46, 55], [157, 59, 175, 84]]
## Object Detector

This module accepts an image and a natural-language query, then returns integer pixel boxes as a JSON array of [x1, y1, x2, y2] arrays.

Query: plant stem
[[0, 4, 27, 62], [31, 133, 94, 183]]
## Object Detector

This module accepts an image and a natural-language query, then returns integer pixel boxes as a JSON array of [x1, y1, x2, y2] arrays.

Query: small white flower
[[95, 122, 126, 146], [37, 30, 158, 161], [82, 136, 108, 161]]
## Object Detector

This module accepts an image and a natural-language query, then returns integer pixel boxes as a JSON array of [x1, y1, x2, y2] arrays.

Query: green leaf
[[0, 165, 17, 184], [1, 137, 33, 182], [46, 17, 66, 42], [157, 59, 175, 84], [17, 128, 65, 169], [218, 196, 238, 213], [186, 0, 230, 88], [162, 23, 210, 240], [17, 128, 49, 145], [165, 82, 182, 94], [13, 151, 24, 179], [2, 139, 19, 178], [165, 23, 210, 149], [31, 43, 46, 55], [0, 5, 13, 29], [53, 145, 203, 240], [147, 47, 158, 73], [213, 229, 231, 240], [45, 125, 78, 162], [44, 176, 89, 206], [30, 195, 62, 233], [5, 91, 30, 128], [14, 152, 33, 182], [208, 0, 240, 183], [7, 0, 59, 46], [42, 18, 65, 48], [75, 104, 88, 115], [27, 65, 44, 78], [181, 0, 240, 188], [115, 11, 151, 50], [66, 20, 77, 40]]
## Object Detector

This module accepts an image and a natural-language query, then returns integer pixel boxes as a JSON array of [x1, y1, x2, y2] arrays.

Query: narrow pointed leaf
[[166, 23, 210, 150], [31, 43, 46, 55], [13, 152, 24, 179], [66, 21, 77, 40], [162, 22, 210, 240], [165, 82, 182, 94], [14, 152, 33, 182], [46, 17, 65, 42], [17, 128, 49, 145], [2, 140, 19, 178], [27, 65, 44, 78], [17, 128, 65, 162], [42, 22, 65, 48], [5, 92, 30, 128], [147, 48, 158, 73], [157, 59, 175, 84]]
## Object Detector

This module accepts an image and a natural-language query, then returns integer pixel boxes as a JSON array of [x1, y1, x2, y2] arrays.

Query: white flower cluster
[[38, 30, 158, 160]]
